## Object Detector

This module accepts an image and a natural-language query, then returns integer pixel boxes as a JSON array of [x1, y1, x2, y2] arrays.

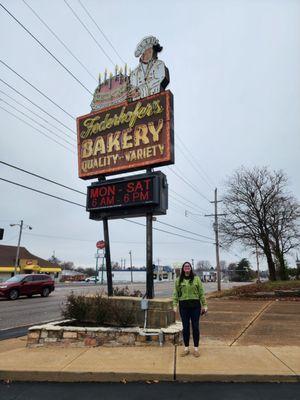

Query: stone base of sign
[[60, 296, 175, 329], [104, 296, 175, 328], [27, 320, 183, 348]]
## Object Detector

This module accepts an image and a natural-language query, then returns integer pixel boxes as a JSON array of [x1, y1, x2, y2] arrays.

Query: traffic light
[[0, 228, 4, 240]]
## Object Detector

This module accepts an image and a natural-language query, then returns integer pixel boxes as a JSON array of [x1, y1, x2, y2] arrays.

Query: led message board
[[87, 172, 168, 220]]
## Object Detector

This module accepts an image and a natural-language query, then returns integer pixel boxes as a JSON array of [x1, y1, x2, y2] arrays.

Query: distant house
[[153, 265, 174, 281], [60, 269, 86, 282], [0, 245, 61, 281]]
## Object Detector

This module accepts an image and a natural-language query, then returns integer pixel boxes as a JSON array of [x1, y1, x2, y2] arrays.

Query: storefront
[[0, 245, 61, 282]]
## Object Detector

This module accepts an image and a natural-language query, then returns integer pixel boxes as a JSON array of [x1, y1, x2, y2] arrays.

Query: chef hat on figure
[[134, 36, 161, 57]]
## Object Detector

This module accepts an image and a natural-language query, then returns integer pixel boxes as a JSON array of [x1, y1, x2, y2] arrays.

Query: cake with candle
[[91, 66, 131, 112]]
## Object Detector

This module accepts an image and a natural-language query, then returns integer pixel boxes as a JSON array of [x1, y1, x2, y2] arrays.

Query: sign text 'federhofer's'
[[76, 90, 174, 179]]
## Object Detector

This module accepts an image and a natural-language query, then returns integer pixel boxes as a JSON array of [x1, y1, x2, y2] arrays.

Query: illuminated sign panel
[[87, 176, 159, 211], [77, 90, 174, 179], [87, 172, 168, 220]]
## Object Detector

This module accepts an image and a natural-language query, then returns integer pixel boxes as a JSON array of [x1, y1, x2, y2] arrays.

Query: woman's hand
[[173, 306, 177, 313], [201, 306, 208, 315]]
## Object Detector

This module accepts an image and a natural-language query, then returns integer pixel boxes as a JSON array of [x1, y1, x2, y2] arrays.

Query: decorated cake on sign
[[91, 66, 130, 111], [91, 36, 170, 112]]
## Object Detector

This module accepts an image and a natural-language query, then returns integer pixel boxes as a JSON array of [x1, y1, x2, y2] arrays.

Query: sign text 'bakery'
[[77, 90, 173, 179]]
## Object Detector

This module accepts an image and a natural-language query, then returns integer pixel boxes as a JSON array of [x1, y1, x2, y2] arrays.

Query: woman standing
[[173, 262, 208, 357]]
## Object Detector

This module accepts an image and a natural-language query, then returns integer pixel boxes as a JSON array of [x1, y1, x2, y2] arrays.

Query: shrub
[[113, 286, 130, 296], [88, 293, 110, 325], [110, 301, 135, 327], [112, 286, 143, 297], [62, 292, 137, 327], [62, 292, 89, 322]]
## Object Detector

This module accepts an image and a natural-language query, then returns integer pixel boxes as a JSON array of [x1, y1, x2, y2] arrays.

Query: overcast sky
[[0, 0, 299, 270]]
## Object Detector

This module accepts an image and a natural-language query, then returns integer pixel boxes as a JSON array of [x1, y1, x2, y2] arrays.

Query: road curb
[[0, 370, 299, 383], [0, 370, 174, 383]]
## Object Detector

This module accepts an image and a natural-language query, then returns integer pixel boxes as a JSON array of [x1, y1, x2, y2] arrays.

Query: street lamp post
[[129, 250, 133, 283], [10, 220, 32, 275]]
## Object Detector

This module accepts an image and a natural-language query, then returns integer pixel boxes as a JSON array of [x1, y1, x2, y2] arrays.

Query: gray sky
[[1, 0, 299, 270]]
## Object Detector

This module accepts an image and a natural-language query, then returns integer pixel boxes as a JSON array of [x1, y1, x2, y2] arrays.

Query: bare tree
[[196, 260, 212, 271], [220, 167, 299, 281], [268, 194, 300, 279]]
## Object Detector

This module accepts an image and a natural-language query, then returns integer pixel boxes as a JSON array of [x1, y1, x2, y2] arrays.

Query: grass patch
[[210, 280, 300, 299]]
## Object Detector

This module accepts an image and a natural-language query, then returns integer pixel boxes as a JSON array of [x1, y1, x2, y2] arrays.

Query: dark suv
[[0, 274, 55, 300]]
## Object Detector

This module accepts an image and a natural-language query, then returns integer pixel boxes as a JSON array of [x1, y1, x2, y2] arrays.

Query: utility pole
[[95, 248, 99, 284], [14, 220, 23, 276], [103, 217, 113, 296], [10, 220, 32, 276], [205, 188, 226, 291], [129, 250, 133, 283], [101, 251, 105, 284]]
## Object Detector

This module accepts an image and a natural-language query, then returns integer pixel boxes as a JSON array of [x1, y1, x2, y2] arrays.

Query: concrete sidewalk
[[0, 337, 299, 383], [1, 299, 299, 383]]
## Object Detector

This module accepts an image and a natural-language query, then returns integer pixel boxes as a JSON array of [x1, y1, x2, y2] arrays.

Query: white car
[[85, 276, 99, 283]]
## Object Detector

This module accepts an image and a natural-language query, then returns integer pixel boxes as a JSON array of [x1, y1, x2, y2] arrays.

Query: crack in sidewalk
[[265, 347, 300, 381], [230, 301, 273, 346], [60, 348, 89, 371]]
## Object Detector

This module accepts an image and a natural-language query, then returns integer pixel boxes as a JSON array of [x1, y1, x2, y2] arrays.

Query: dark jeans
[[179, 305, 201, 347]]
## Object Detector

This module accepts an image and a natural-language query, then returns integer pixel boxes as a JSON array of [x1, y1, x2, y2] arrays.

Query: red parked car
[[0, 274, 55, 300]]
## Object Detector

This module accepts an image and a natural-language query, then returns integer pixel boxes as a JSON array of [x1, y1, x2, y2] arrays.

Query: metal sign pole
[[146, 213, 154, 299], [103, 217, 113, 296]]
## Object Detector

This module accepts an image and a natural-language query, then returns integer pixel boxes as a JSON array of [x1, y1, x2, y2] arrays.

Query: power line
[[0, 104, 75, 153], [124, 219, 214, 244], [24, 231, 201, 245], [0, 3, 92, 95], [219, 244, 240, 259], [0, 88, 75, 139], [0, 177, 84, 207], [0, 97, 75, 145], [185, 210, 213, 227], [0, 78, 75, 133], [167, 167, 211, 203], [168, 197, 209, 221], [176, 136, 216, 189], [0, 160, 212, 238], [169, 194, 200, 214], [0, 161, 84, 195], [0, 60, 75, 119], [155, 220, 214, 241], [168, 201, 211, 229], [64, 0, 115, 67], [77, 0, 126, 65], [169, 190, 209, 213], [22, 0, 97, 82], [0, 176, 214, 244], [0, 161, 213, 241]]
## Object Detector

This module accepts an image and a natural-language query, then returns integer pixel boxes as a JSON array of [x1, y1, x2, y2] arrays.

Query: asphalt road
[[1, 382, 300, 400], [0, 281, 246, 332]]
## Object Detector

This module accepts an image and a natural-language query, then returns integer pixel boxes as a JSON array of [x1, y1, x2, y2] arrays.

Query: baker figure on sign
[[129, 36, 170, 101]]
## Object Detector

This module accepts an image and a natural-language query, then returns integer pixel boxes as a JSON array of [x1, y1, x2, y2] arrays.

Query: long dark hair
[[179, 261, 195, 284]]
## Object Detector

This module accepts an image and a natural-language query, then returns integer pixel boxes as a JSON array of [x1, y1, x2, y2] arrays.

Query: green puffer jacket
[[173, 276, 207, 307]]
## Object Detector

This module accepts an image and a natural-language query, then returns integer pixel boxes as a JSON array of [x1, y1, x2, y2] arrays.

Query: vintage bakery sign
[[77, 90, 174, 179]]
